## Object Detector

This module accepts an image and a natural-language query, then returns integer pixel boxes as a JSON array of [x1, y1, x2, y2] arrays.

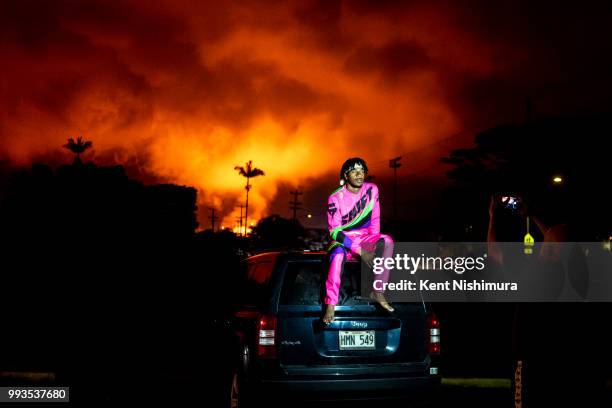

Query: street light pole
[[389, 156, 402, 219]]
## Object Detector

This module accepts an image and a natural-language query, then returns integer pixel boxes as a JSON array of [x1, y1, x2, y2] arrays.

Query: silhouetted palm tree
[[63, 136, 92, 164], [234, 160, 265, 235]]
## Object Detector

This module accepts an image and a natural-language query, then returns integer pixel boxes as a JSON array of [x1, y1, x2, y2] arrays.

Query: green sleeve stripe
[[327, 242, 343, 252]]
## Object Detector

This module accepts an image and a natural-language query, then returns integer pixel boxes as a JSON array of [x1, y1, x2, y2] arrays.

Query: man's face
[[345, 166, 365, 188]]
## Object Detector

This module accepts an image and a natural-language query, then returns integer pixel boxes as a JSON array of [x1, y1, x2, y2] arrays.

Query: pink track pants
[[325, 233, 394, 305]]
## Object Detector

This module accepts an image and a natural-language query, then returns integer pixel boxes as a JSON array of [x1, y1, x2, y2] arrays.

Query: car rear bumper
[[253, 375, 440, 400]]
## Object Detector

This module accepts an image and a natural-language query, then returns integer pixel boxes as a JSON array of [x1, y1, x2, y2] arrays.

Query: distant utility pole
[[238, 204, 245, 236], [389, 156, 402, 219], [208, 207, 219, 232], [289, 190, 303, 220]]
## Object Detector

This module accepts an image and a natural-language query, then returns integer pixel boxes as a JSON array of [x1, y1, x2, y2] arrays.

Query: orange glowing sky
[[2, 0, 612, 228]]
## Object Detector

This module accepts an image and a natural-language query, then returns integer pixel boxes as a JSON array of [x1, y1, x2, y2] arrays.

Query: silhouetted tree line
[[439, 113, 612, 241], [1, 162, 197, 247], [249, 214, 307, 251], [0, 160, 209, 392]]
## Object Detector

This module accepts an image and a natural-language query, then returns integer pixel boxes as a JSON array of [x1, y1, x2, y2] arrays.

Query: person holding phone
[[487, 193, 605, 407]]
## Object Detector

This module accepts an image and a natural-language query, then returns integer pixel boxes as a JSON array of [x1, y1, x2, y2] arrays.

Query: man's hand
[[489, 194, 497, 219]]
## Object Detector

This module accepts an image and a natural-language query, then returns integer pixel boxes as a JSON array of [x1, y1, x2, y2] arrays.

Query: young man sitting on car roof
[[323, 157, 395, 324]]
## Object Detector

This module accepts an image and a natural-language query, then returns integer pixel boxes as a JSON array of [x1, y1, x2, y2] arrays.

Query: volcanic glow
[[2, 1, 611, 227]]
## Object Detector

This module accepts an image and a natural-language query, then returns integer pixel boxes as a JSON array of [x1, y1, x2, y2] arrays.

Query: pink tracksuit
[[325, 182, 394, 305]]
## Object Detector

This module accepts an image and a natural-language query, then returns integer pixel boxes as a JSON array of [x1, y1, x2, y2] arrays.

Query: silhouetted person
[[487, 193, 605, 407]]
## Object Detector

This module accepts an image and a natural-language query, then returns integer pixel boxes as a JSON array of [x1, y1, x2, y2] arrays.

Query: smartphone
[[501, 195, 520, 210]]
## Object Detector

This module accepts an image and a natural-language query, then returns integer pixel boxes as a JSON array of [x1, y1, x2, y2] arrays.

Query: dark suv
[[216, 251, 441, 406]]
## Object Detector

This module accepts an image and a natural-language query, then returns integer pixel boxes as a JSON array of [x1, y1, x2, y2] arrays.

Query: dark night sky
[[2, 0, 612, 228]]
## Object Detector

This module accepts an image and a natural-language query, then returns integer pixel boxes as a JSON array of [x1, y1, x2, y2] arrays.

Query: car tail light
[[256, 314, 277, 358], [427, 312, 440, 355]]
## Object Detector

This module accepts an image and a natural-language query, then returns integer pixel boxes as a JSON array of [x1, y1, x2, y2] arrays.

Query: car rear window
[[280, 259, 365, 305]]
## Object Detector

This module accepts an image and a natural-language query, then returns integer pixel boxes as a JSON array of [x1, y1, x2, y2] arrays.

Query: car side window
[[249, 260, 273, 284], [239, 259, 274, 307]]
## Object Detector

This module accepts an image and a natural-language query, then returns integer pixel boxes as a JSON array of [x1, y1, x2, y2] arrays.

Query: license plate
[[339, 331, 375, 350]]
